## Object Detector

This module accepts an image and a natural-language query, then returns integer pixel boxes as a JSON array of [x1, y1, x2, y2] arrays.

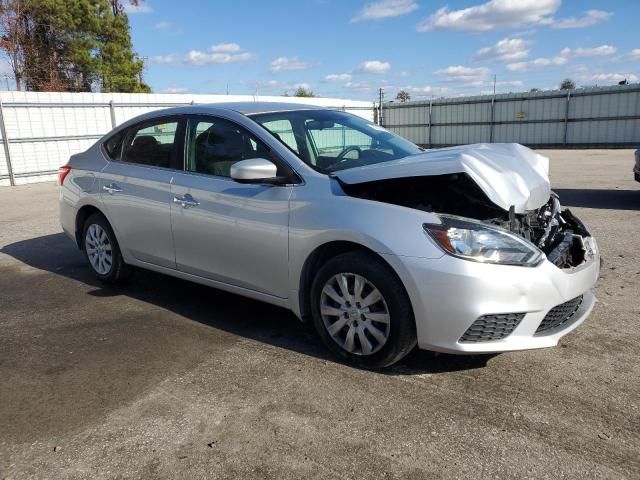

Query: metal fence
[[382, 84, 640, 149], [0, 91, 374, 186]]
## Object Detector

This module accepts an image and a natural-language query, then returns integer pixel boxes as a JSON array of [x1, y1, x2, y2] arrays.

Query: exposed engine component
[[339, 173, 593, 269]]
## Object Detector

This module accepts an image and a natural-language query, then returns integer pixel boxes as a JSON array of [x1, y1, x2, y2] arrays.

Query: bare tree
[[396, 90, 411, 102], [0, 0, 26, 90]]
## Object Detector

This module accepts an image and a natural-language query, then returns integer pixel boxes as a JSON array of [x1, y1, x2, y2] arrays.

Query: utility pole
[[378, 87, 384, 126], [493, 74, 497, 95]]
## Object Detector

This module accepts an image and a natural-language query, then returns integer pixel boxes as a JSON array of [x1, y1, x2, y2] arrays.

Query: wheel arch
[[297, 240, 410, 322], [75, 204, 107, 249]]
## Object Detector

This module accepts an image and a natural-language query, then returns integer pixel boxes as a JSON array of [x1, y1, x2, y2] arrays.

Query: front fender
[[287, 177, 445, 315]]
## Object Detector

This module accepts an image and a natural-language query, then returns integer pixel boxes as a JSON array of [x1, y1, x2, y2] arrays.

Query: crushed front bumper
[[383, 237, 600, 354]]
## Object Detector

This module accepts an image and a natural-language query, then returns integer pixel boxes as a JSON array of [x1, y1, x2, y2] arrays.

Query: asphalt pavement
[[1, 149, 639, 479]]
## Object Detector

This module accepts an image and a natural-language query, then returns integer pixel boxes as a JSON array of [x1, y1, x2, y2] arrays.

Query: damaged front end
[[339, 173, 596, 270]]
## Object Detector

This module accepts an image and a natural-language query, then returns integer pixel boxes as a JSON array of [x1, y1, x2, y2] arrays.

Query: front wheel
[[310, 251, 417, 369], [82, 213, 131, 284]]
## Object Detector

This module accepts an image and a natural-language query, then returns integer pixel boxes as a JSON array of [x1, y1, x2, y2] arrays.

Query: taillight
[[58, 166, 71, 186]]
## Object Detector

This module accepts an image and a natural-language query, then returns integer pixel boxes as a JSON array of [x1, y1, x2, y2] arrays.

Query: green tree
[[0, 0, 149, 92], [293, 86, 315, 97], [99, 5, 149, 92], [560, 78, 576, 90]]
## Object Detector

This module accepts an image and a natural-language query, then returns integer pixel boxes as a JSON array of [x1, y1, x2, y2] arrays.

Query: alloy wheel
[[85, 224, 113, 275], [319, 273, 391, 355]]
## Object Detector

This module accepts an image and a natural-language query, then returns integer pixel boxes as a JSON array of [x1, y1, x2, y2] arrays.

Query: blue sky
[[126, 0, 640, 101]]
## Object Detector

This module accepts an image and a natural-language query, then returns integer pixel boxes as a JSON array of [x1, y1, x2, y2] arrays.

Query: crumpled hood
[[334, 143, 551, 213]]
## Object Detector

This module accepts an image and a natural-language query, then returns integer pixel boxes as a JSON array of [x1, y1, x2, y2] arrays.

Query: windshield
[[249, 110, 422, 174]]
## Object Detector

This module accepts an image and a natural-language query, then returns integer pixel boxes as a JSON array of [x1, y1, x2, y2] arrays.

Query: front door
[[170, 116, 291, 298]]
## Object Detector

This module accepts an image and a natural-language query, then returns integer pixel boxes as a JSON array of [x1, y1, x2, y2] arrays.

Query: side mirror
[[230, 158, 280, 184]]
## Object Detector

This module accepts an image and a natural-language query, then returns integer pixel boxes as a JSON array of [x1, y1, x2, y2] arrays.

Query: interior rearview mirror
[[230, 158, 280, 184], [306, 120, 335, 130]]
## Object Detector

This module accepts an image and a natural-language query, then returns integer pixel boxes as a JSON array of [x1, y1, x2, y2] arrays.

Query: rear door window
[[122, 119, 180, 169]]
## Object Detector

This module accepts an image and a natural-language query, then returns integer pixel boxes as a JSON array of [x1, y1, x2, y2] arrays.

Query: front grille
[[535, 295, 583, 335], [459, 313, 525, 343]]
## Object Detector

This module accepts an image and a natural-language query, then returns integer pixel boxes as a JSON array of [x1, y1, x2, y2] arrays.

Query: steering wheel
[[335, 145, 362, 162]]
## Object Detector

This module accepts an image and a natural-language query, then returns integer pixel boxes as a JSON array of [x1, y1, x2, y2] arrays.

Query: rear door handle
[[173, 194, 200, 208], [103, 183, 122, 194]]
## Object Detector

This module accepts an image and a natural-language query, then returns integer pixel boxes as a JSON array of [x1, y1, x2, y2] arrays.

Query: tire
[[310, 251, 417, 369], [82, 213, 132, 284]]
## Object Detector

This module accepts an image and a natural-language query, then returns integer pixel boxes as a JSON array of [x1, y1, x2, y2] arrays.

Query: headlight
[[423, 215, 543, 267]]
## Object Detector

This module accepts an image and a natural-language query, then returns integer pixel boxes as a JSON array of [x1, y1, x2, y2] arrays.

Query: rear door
[[170, 115, 292, 298], [100, 116, 183, 269]]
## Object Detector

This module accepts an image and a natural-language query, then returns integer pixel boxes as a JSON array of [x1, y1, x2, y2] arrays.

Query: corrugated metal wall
[[0, 92, 373, 186], [383, 84, 640, 148]]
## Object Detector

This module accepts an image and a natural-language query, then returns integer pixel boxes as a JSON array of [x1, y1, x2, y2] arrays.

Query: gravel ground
[[0, 149, 639, 479]]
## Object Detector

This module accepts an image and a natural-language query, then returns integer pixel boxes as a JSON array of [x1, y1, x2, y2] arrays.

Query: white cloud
[[163, 87, 189, 94], [435, 65, 491, 83], [154, 43, 253, 66], [418, 0, 559, 32], [149, 54, 177, 64], [630, 49, 640, 60], [123, 2, 152, 14], [560, 45, 617, 58], [185, 50, 253, 65], [155, 21, 171, 30], [496, 80, 523, 88], [270, 57, 308, 72], [507, 44, 617, 71], [590, 73, 639, 84], [472, 37, 530, 62], [344, 82, 373, 92], [324, 73, 353, 82], [210, 43, 242, 53], [407, 85, 450, 95], [506, 56, 566, 72], [357, 60, 391, 74], [352, 0, 418, 22], [552, 9, 612, 29]]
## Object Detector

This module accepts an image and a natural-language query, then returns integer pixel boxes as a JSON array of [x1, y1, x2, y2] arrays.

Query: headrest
[[132, 135, 158, 148]]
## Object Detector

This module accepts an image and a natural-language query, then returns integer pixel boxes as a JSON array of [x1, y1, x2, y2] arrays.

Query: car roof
[[196, 101, 326, 115], [110, 101, 335, 135]]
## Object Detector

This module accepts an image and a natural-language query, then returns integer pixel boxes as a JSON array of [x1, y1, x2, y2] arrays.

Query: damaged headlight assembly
[[423, 215, 544, 267]]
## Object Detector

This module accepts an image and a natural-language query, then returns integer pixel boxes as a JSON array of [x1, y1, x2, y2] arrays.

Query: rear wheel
[[310, 251, 417, 368], [82, 213, 131, 284]]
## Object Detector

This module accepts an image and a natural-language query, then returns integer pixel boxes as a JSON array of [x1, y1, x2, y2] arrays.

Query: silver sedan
[[59, 102, 600, 368]]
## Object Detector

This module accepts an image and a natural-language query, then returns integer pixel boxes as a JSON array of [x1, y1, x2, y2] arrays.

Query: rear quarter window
[[103, 131, 124, 160]]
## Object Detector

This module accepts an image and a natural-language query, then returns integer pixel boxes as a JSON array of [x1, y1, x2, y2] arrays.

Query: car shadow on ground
[[554, 188, 640, 210], [1, 233, 494, 375]]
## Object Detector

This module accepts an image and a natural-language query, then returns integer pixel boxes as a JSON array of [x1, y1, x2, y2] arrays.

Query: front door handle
[[103, 183, 122, 194], [173, 194, 200, 208]]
